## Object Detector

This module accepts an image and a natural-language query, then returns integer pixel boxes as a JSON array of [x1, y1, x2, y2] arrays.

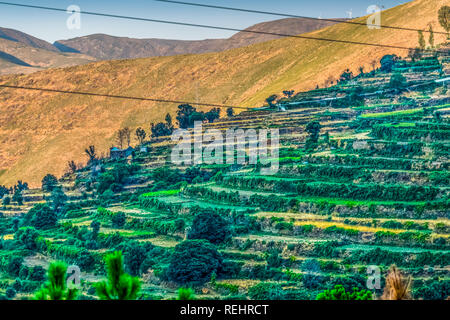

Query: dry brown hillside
[[0, 0, 447, 187], [0, 38, 96, 75]]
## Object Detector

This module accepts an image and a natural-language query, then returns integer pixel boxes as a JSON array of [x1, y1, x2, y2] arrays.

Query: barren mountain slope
[[54, 18, 340, 60], [0, 38, 96, 75], [0, 27, 58, 52]]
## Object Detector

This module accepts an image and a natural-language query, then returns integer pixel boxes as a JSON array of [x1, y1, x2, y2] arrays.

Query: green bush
[[248, 282, 285, 300], [316, 285, 372, 300]]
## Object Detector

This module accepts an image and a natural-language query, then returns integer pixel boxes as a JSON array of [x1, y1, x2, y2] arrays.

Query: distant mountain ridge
[[53, 18, 342, 60], [0, 37, 96, 75], [0, 27, 58, 52]]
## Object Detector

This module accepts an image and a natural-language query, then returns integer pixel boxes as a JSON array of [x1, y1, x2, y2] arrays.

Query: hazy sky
[[0, 0, 410, 43]]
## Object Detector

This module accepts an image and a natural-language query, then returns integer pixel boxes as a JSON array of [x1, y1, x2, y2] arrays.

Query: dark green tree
[[23, 203, 57, 230], [48, 186, 68, 214], [380, 55, 398, 72], [187, 210, 231, 244], [339, 69, 353, 82], [305, 121, 321, 151], [15, 227, 39, 250], [90, 220, 101, 239], [123, 242, 147, 276], [111, 212, 126, 228], [3, 196, 11, 206], [167, 240, 222, 285], [7, 256, 23, 277], [95, 251, 141, 300], [12, 189, 23, 206], [226, 107, 234, 117], [306, 121, 321, 143], [41, 174, 58, 192], [176, 104, 196, 129], [389, 73, 407, 90], [205, 108, 220, 123], [165, 113, 173, 128]]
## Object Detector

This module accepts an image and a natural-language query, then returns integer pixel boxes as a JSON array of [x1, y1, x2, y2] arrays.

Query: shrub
[[177, 287, 196, 300], [248, 282, 285, 300], [7, 256, 24, 277], [6, 287, 16, 299], [316, 285, 372, 300]]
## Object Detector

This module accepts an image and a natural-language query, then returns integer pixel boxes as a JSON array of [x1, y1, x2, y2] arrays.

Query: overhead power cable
[[0, 84, 248, 109]]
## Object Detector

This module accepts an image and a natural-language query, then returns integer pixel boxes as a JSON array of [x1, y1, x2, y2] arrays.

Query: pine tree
[[95, 251, 141, 300], [428, 24, 434, 48], [418, 30, 425, 50], [34, 262, 77, 300]]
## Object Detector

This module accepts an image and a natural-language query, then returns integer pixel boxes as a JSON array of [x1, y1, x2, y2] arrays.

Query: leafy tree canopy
[[167, 240, 222, 285], [188, 210, 231, 244], [22, 203, 57, 230]]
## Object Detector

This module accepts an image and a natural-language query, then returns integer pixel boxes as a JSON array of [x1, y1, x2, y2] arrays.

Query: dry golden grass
[[0, 0, 446, 186], [381, 265, 412, 300]]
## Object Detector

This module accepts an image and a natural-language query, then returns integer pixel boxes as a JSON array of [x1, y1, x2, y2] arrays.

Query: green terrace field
[[0, 47, 449, 300]]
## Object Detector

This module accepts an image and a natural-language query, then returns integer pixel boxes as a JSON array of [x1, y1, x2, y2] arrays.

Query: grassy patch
[[141, 189, 180, 197]]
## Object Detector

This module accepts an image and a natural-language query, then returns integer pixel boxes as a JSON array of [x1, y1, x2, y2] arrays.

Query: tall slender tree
[[428, 24, 434, 48], [418, 30, 426, 51]]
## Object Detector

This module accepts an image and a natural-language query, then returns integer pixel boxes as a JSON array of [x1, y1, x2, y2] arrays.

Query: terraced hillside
[[0, 0, 447, 187], [0, 47, 449, 300]]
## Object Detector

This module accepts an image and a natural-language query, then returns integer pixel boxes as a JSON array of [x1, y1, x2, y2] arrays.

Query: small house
[[140, 146, 148, 153], [110, 146, 134, 160]]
